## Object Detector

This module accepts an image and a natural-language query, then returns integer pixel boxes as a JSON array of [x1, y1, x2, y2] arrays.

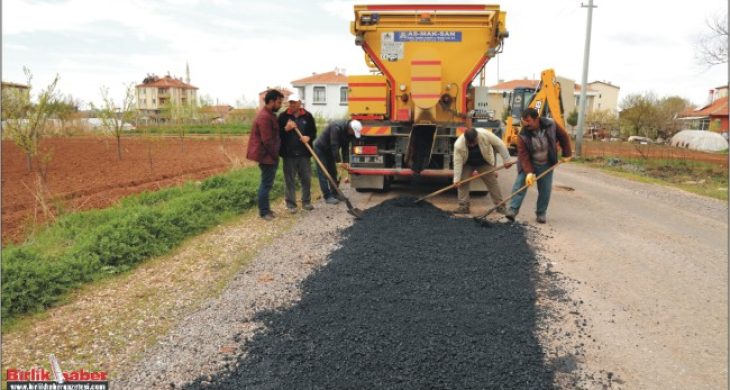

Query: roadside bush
[[1, 166, 283, 320]]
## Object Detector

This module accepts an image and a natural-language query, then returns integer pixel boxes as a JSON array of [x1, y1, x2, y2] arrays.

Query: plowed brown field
[[2, 136, 251, 244]]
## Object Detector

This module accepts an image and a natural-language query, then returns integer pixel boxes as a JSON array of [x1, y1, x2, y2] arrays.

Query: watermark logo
[[6, 354, 108, 390]]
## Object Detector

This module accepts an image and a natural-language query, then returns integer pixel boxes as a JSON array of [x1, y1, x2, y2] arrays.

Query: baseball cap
[[350, 120, 362, 138], [288, 92, 301, 102]]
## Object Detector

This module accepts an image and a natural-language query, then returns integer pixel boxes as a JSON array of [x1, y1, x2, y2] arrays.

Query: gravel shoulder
[[114, 196, 354, 389]]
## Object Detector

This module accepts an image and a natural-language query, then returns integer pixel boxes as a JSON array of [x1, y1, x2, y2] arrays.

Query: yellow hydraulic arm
[[503, 68, 566, 153], [527, 68, 565, 129]]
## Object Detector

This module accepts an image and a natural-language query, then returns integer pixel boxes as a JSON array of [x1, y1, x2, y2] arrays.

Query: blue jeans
[[509, 163, 553, 216], [258, 162, 278, 216], [314, 145, 338, 200]]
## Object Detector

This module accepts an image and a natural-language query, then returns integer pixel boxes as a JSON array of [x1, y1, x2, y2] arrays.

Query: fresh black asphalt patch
[[185, 197, 560, 389]]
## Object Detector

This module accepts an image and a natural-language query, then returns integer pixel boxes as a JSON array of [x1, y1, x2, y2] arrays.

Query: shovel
[[293, 126, 363, 219], [414, 161, 515, 204], [474, 161, 564, 226]]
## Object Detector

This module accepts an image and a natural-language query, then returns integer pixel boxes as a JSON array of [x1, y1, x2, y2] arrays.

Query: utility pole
[[576, 0, 597, 157]]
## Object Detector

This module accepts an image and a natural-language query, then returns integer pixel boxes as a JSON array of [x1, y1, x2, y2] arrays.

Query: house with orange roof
[[678, 86, 729, 133], [291, 68, 349, 118], [135, 73, 198, 120]]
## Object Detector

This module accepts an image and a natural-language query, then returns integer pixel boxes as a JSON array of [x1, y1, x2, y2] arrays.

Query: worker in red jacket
[[246, 89, 284, 221], [505, 107, 572, 224]]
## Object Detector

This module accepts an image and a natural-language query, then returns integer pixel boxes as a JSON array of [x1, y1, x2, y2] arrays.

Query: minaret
[[185, 62, 191, 84]]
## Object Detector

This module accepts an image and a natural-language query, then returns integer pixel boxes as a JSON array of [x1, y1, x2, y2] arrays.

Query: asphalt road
[[348, 162, 728, 389]]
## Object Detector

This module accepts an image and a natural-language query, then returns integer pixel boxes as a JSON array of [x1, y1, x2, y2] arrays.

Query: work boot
[[261, 212, 275, 221], [453, 205, 470, 214], [325, 197, 339, 205], [504, 208, 517, 222], [536, 214, 547, 224], [302, 203, 314, 211], [287, 207, 297, 214]]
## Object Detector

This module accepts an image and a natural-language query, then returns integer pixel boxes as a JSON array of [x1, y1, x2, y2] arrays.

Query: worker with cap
[[452, 112, 514, 214], [278, 93, 317, 213], [313, 119, 362, 204]]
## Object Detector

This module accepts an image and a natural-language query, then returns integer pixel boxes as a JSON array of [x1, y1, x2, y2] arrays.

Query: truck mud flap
[[406, 124, 437, 173]]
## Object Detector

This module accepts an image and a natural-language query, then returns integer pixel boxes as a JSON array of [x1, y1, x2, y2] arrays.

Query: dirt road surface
[[351, 163, 728, 389]]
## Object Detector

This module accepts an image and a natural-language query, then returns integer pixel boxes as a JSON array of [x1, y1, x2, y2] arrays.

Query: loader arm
[[502, 68, 566, 154], [525, 68, 565, 130]]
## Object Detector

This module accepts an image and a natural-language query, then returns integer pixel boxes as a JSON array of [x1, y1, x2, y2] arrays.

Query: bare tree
[[175, 101, 195, 151], [696, 12, 728, 66], [51, 94, 81, 135], [96, 84, 136, 160], [2, 67, 60, 171]]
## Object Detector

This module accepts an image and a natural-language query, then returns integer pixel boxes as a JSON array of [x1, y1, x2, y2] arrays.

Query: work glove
[[561, 156, 572, 163], [525, 173, 536, 186]]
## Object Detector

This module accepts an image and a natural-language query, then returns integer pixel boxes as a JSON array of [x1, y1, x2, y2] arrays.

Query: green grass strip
[[579, 156, 728, 200], [2, 166, 282, 320], [129, 123, 251, 135]]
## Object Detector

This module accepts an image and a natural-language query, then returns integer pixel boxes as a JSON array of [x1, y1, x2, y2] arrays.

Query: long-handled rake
[[414, 161, 515, 204], [474, 161, 564, 227], [293, 127, 363, 219]]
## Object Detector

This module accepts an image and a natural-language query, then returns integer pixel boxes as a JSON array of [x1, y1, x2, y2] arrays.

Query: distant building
[[291, 68, 349, 118], [257, 87, 293, 110], [135, 73, 198, 120], [1, 81, 30, 109], [586, 80, 620, 114], [678, 85, 729, 133]]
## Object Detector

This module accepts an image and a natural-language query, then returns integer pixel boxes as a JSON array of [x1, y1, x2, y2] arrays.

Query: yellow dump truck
[[345, 4, 508, 191]]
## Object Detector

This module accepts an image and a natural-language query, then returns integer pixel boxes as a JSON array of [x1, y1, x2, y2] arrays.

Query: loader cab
[[509, 87, 536, 120], [502, 86, 536, 156]]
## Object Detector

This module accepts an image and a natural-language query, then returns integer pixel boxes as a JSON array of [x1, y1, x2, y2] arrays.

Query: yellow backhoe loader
[[502, 68, 567, 155]]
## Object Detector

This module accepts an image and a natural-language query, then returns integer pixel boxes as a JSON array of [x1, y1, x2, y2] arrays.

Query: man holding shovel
[[505, 107, 572, 223], [279, 93, 316, 213], [313, 119, 362, 205], [453, 126, 513, 215]]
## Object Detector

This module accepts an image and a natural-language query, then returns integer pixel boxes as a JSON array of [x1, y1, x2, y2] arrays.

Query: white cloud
[[3, 43, 29, 51]]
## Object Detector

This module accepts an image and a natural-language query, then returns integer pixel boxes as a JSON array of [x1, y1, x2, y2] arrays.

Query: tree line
[[563, 93, 695, 141]]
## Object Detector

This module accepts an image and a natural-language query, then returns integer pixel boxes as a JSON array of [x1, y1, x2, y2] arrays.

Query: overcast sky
[[3, 0, 728, 109]]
